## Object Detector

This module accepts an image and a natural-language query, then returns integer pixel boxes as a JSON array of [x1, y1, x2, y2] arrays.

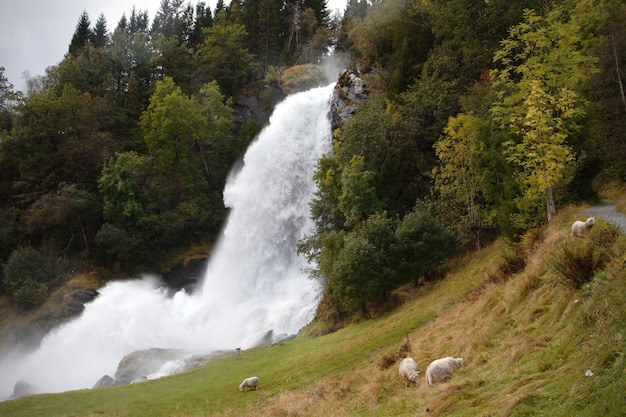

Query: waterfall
[[0, 83, 335, 397]]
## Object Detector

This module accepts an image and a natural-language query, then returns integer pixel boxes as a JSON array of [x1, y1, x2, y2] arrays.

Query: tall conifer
[[68, 11, 93, 57]]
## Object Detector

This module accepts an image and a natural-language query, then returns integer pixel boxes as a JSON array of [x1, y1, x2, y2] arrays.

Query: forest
[[0, 0, 625, 320]]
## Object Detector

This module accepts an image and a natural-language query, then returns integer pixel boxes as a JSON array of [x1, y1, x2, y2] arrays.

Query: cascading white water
[[0, 83, 335, 397]]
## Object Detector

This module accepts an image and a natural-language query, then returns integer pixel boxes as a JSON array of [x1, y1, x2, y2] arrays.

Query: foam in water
[[0, 83, 335, 397]]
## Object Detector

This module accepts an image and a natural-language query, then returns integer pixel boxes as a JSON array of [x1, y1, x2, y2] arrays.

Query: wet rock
[[115, 348, 182, 385], [72, 288, 99, 304], [19, 287, 100, 351], [112, 348, 217, 386], [92, 375, 115, 389], [11, 380, 36, 399], [161, 258, 207, 293], [130, 376, 148, 384]]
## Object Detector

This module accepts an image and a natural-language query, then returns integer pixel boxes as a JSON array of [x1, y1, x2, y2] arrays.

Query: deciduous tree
[[2, 246, 57, 308], [504, 80, 581, 224], [433, 113, 492, 248], [394, 204, 457, 285], [491, 7, 597, 226]]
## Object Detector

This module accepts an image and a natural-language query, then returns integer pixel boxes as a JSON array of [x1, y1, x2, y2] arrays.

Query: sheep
[[571, 217, 596, 237], [398, 357, 420, 387], [425, 357, 464, 387], [239, 376, 260, 391]]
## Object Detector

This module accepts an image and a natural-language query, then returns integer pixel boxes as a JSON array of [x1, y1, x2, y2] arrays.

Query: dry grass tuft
[[377, 340, 411, 370]]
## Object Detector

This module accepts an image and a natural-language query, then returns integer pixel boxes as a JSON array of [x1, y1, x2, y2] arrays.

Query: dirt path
[[581, 201, 626, 234]]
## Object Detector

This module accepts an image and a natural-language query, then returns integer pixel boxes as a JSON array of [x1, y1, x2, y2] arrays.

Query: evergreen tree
[[199, 18, 253, 97], [109, 9, 155, 119], [188, 2, 213, 47], [93, 14, 109, 48], [128, 7, 150, 34], [152, 0, 187, 39], [0, 67, 20, 133], [68, 11, 93, 57], [589, 1, 626, 177]]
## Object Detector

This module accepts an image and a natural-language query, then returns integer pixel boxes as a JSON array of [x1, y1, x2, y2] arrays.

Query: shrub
[[551, 240, 605, 289], [94, 223, 146, 269], [11, 280, 49, 308], [499, 244, 527, 276], [2, 246, 57, 308]]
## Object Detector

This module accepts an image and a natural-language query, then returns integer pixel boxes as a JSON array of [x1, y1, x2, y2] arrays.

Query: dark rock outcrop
[[233, 81, 286, 133], [92, 375, 115, 389], [62, 288, 99, 317], [161, 258, 207, 293], [11, 380, 36, 399]]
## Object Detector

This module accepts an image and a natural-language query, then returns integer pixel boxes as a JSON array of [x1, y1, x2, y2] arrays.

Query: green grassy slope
[[1, 208, 624, 417]]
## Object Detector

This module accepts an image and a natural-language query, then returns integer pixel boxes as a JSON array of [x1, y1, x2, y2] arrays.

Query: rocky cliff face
[[233, 69, 368, 135], [330, 69, 368, 131], [233, 81, 286, 133]]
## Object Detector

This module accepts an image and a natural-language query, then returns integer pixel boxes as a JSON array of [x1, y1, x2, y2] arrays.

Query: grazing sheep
[[571, 217, 596, 237], [425, 357, 464, 387], [398, 357, 420, 387], [239, 376, 259, 391]]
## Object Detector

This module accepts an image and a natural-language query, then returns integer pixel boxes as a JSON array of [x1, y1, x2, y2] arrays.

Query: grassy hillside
[[0, 207, 624, 417]]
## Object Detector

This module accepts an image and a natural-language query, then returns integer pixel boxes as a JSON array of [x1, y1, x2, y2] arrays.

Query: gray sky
[[0, 0, 346, 93]]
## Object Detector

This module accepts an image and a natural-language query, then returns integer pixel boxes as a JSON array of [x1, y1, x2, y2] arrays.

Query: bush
[[2, 246, 57, 308], [95, 223, 146, 269], [11, 279, 49, 308], [551, 240, 605, 289]]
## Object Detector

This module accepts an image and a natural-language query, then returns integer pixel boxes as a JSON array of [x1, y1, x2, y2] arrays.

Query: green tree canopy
[[199, 16, 252, 97], [140, 77, 209, 195], [491, 7, 598, 226], [433, 113, 493, 248], [394, 204, 457, 285], [2, 246, 57, 308], [9, 85, 115, 206]]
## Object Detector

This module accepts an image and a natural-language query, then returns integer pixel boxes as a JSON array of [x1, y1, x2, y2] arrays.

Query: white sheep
[[239, 376, 259, 391], [571, 217, 596, 237], [398, 357, 420, 387], [425, 357, 464, 387]]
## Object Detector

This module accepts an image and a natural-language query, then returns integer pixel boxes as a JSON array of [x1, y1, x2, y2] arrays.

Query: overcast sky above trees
[[0, 0, 346, 92]]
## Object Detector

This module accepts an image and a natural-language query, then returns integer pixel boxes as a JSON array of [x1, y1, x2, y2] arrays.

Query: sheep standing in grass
[[425, 357, 464, 387], [239, 376, 259, 391], [398, 357, 420, 387], [571, 217, 596, 237]]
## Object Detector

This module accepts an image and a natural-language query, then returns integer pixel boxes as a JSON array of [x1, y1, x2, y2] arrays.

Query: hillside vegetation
[[1, 205, 623, 417]]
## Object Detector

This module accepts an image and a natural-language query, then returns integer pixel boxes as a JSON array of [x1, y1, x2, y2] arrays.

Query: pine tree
[[188, 2, 213, 47], [93, 14, 109, 48], [68, 11, 93, 57]]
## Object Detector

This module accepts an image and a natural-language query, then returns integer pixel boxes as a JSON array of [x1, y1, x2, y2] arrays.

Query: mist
[[0, 83, 335, 398]]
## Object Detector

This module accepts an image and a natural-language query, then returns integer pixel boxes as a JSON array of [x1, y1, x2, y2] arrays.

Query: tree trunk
[[611, 34, 626, 114], [360, 303, 371, 319], [546, 185, 556, 223]]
